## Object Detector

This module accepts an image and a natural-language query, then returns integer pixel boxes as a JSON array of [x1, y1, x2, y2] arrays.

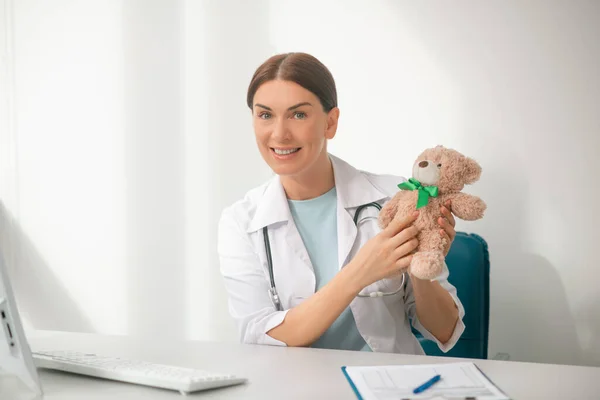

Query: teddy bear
[[378, 145, 486, 280]]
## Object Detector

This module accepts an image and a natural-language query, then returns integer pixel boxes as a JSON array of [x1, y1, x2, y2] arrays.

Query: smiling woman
[[217, 52, 465, 354], [245, 53, 340, 201]]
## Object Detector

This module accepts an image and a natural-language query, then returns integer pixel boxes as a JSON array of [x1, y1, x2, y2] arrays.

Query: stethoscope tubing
[[264, 202, 406, 311]]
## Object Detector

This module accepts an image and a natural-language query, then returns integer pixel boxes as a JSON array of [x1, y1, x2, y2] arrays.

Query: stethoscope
[[263, 202, 406, 311]]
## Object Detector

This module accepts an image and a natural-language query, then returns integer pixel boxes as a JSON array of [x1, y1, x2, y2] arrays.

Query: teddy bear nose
[[418, 161, 429, 168]]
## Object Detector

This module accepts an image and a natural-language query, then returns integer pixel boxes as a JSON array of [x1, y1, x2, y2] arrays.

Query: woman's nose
[[272, 119, 289, 139]]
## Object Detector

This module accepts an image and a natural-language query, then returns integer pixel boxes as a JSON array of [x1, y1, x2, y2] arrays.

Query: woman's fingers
[[441, 201, 455, 227], [440, 228, 452, 255], [438, 216, 456, 241], [395, 254, 414, 270], [393, 237, 419, 259], [440, 228, 451, 241], [383, 211, 419, 238], [390, 225, 419, 247], [378, 202, 458, 275]]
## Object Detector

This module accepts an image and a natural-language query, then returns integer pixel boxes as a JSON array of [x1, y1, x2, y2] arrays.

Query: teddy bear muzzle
[[412, 159, 441, 185]]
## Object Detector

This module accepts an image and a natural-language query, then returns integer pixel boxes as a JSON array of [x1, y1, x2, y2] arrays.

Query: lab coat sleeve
[[403, 262, 466, 352], [217, 209, 290, 346]]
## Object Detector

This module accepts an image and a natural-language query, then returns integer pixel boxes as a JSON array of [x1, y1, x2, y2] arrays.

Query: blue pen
[[413, 374, 441, 394]]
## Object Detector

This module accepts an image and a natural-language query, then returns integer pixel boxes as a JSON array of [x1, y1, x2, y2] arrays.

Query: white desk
[[11, 331, 600, 399]]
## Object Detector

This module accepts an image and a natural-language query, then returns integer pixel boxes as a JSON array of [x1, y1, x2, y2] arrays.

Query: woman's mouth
[[271, 147, 301, 160]]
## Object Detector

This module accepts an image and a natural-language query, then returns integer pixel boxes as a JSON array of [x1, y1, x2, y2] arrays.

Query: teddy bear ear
[[463, 156, 482, 184]]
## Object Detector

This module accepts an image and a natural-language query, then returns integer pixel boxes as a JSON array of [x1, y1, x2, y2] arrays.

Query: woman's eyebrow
[[287, 102, 312, 110], [254, 102, 313, 111]]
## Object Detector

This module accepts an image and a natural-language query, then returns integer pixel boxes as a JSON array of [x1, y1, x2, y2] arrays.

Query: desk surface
[[10, 331, 600, 399]]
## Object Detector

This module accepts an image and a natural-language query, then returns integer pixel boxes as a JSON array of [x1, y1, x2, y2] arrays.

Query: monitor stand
[[0, 297, 42, 399], [0, 369, 42, 400]]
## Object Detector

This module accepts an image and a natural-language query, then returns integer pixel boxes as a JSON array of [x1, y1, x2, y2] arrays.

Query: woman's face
[[251, 79, 339, 177]]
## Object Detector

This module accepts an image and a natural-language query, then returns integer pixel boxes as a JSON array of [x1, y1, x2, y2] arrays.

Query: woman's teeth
[[273, 148, 300, 155]]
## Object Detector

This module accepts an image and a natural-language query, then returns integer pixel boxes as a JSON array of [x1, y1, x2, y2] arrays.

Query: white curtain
[[0, 0, 274, 343]]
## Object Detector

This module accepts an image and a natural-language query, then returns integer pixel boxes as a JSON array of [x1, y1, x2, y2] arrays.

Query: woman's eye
[[258, 112, 271, 120], [293, 111, 306, 119]]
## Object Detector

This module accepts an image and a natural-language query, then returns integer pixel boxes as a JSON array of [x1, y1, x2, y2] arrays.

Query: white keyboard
[[32, 350, 247, 395]]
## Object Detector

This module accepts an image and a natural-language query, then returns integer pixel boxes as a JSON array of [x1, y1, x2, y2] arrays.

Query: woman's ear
[[325, 107, 340, 139]]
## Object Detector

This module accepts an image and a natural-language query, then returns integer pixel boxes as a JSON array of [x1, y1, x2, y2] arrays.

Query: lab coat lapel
[[247, 174, 314, 275], [337, 197, 358, 270], [284, 217, 313, 274], [330, 154, 388, 270]]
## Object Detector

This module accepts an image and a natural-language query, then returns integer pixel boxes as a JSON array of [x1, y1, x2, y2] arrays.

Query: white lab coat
[[217, 153, 465, 354]]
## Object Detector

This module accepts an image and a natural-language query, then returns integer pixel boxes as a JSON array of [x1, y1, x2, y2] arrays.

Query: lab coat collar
[[246, 172, 291, 233], [330, 154, 388, 209], [246, 153, 389, 233]]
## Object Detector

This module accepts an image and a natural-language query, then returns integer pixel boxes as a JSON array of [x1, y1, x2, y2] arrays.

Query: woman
[[217, 52, 465, 354]]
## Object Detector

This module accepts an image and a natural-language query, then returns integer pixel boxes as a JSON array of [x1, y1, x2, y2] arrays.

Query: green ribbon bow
[[397, 178, 439, 209]]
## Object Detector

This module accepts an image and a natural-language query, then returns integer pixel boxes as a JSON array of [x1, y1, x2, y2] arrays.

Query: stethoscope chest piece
[[268, 287, 282, 311]]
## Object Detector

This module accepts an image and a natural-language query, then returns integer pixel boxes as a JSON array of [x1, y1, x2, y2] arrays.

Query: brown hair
[[246, 52, 338, 112]]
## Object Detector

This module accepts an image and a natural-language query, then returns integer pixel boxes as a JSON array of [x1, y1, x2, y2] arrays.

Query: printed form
[[342, 362, 510, 400]]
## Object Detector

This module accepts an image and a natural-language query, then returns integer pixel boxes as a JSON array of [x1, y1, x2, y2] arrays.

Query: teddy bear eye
[[437, 163, 442, 168]]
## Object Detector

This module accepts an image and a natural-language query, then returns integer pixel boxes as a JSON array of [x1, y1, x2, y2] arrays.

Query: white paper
[[343, 362, 510, 400]]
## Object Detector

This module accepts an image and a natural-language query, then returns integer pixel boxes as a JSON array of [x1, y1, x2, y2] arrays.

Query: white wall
[[267, 0, 600, 366], [0, 0, 18, 274], [182, 0, 275, 342], [1, 0, 598, 367], [2, 0, 129, 335]]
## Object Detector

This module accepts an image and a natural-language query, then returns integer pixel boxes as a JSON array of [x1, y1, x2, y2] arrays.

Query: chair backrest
[[412, 232, 490, 359]]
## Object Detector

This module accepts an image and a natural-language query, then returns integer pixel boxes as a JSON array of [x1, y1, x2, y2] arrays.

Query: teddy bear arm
[[447, 192, 486, 221]]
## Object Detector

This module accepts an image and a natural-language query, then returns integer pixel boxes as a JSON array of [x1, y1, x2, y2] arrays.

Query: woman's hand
[[438, 200, 456, 256], [267, 211, 419, 347], [345, 211, 420, 291]]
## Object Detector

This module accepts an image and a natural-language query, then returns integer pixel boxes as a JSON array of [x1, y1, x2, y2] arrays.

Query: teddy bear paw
[[410, 251, 445, 280]]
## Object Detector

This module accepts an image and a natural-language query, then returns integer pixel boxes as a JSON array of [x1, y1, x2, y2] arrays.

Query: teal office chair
[[411, 232, 490, 359]]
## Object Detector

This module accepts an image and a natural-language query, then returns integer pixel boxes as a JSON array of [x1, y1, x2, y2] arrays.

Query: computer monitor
[[0, 249, 43, 397]]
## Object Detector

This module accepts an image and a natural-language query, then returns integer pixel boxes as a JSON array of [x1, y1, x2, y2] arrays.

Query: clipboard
[[341, 362, 511, 400]]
